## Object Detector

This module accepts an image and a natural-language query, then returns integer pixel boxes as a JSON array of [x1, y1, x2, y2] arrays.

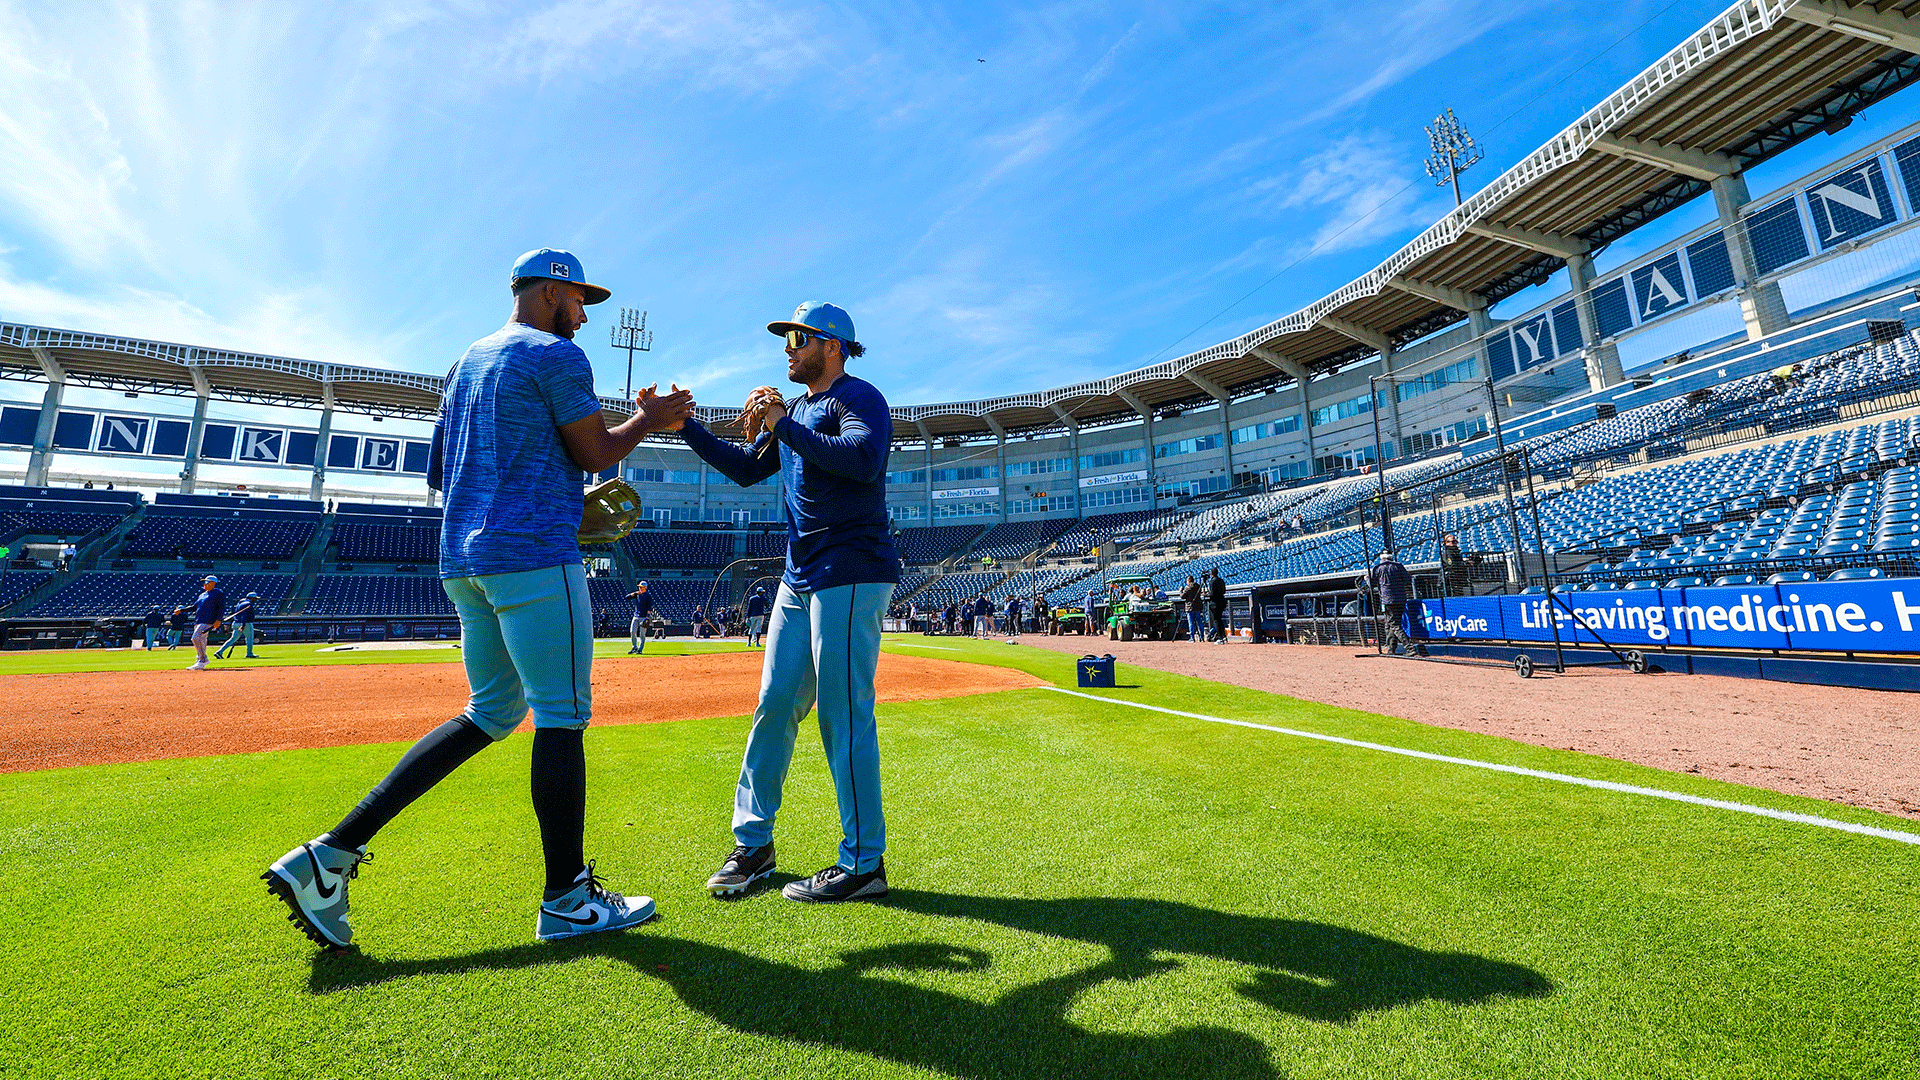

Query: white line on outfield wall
[[1042, 686, 1920, 847]]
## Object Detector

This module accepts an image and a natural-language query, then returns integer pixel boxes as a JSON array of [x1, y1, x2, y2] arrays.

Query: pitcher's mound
[[1, 651, 1043, 772]]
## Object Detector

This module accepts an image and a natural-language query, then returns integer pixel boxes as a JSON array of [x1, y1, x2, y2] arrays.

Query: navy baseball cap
[[511, 248, 611, 305], [768, 301, 854, 343]]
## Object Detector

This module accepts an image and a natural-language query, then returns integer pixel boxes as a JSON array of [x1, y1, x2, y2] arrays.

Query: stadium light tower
[[1423, 108, 1483, 206], [611, 308, 653, 402]]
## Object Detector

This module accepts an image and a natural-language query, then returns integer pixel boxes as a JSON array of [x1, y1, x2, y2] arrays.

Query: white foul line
[[1042, 686, 1920, 847]]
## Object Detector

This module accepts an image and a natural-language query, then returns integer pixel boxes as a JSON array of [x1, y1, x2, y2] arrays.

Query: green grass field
[[0, 637, 752, 676], [3, 638, 1916, 1079]]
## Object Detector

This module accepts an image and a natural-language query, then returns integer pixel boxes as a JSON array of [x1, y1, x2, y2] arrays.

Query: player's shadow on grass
[[307, 893, 1548, 1079]]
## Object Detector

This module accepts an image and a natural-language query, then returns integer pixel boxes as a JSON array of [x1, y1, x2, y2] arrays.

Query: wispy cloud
[[487, 0, 836, 95], [1253, 133, 1454, 258], [0, 7, 146, 269]]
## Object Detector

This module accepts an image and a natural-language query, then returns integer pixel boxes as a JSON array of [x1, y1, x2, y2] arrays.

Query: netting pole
[[1484, 377, 1526, 596], [1368, 374, 1395, 554], [1519, 446, 1565, 673]]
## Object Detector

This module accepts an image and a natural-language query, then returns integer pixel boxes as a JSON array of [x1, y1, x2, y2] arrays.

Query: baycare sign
[[1418, 580, 1920, 652]]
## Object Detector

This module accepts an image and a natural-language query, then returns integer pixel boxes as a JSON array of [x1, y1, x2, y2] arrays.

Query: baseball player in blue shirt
[[265, 248, 694, 949], [215, 591, 260, 659], [683, 302, 901, 903], [143, 606, 163, 650], [187, 575, 225, 671]]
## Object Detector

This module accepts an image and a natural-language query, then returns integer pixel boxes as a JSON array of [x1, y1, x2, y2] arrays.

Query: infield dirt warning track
[[0, 651, 1042, 773]]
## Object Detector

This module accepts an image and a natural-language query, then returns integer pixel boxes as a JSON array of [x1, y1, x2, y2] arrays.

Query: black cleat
[[706, 843, 776, 896], [782, 859, 888, 903]]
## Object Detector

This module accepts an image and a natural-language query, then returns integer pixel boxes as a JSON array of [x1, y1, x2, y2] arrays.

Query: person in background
[[1003, 595, 1022, 639], [1180, 575, 1203, 641], [168, 605, 191, 649], [1368, 551, 1423, 656], [959, 598, 974, 637], [692, 605, 709, 638], [215, 592, 260, 659], [745, 586, 769, 648], [143, 606, 163, 650], [1440, 534, 1471, 598], [625, 582, 652, 655], [0, 542, 10, 579], [1207, 568, 1227, 644], [1083, 587, 1100, 637], [59, 540, 76, 572], [943, 601, 957, 635], [972, 593, 993, 638]]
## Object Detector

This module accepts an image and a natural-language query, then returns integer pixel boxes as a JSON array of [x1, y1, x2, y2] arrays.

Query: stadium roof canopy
[[2, 0, 1918, 443]]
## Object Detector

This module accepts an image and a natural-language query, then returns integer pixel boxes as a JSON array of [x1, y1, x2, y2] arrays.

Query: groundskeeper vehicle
[[1103, 574, 1181, 641]]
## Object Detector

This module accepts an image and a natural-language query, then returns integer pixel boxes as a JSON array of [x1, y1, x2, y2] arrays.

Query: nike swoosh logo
[[543, 906, 602, 926], [305, 846, 338, 900]]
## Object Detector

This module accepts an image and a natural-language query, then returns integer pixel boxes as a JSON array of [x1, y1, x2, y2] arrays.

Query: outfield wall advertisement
[[1416, 580, 1920, 653]]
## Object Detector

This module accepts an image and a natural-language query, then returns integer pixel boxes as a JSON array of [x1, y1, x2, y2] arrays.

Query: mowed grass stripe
[[3, 664, 1918, 1079], [1043, 685, 1920, 847], [887, 637, 1920, 836]]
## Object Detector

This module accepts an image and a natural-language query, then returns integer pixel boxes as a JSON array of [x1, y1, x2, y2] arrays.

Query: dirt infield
[[1020, 637, 1920, 820], [1, 652, 1040, 773]]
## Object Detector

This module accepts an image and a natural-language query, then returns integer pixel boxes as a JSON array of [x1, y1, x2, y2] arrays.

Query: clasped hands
[[634, 382, 786, 444], [634, 383, 695, 433]]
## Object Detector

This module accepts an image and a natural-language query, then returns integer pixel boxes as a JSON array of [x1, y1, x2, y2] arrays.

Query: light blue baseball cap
[[768, 301, 854, 343], [511, 248, 611, 305]]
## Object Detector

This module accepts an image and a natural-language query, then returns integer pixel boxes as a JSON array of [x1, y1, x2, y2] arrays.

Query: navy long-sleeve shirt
[[195, 588, 226, 625], [681, 374, 900, 593]]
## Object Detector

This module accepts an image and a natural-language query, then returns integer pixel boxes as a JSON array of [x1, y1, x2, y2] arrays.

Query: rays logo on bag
[[550, 262, 571, 279]]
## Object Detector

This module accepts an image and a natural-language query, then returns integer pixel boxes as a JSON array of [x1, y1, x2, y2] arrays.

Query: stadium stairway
[[287, 514, 338, 611], [0, 501, 154, 617]]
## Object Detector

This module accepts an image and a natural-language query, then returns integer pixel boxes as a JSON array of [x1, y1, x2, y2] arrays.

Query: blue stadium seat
[[1825, 566, 1885, 581], [1765, 571, 1818, 584], [1710, 574, 1758, 586]]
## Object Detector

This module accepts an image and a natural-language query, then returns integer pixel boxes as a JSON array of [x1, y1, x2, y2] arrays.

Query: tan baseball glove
[[579, 477, 643, 545], [741, 385, 785, 443]]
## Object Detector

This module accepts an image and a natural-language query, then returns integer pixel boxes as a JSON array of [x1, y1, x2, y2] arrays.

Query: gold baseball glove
[[579, 477, 643, 545]]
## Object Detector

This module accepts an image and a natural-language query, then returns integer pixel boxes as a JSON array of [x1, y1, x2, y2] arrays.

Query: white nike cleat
[[264, 838, 370, 948], [188, 661, 207, 670], [536, 861, 656, 941]]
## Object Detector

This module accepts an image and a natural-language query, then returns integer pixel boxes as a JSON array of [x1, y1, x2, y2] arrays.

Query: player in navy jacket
[[680, 302, 900, 904]]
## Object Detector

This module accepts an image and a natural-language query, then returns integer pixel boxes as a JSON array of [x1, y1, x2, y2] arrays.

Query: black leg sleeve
[[531, 727, 587, 896], [324, 716, 493, 851]]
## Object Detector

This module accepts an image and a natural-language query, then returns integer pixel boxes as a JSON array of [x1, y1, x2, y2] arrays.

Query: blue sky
[[3, 0, 1917, 418]]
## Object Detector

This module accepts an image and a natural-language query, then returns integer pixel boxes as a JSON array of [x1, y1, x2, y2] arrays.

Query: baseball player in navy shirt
[[266, 248, 694, 949], [625, 582, 652, 655], [744, 586, 769, 648], [215, 591, 260, 659], [187, 575, 225, 670], [684, 302, 900, 903]]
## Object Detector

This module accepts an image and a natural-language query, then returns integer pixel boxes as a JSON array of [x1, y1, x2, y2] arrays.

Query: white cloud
[[487, 0, 834, 95], [859, 248, 1110, 402], [1260, 133, 1453, 258], [0, 6, 147, 268]]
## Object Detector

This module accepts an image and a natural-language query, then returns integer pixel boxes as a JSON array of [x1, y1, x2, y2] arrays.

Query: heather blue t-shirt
[[435, 323, 602, 579], [195, 588, 225, 625]]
